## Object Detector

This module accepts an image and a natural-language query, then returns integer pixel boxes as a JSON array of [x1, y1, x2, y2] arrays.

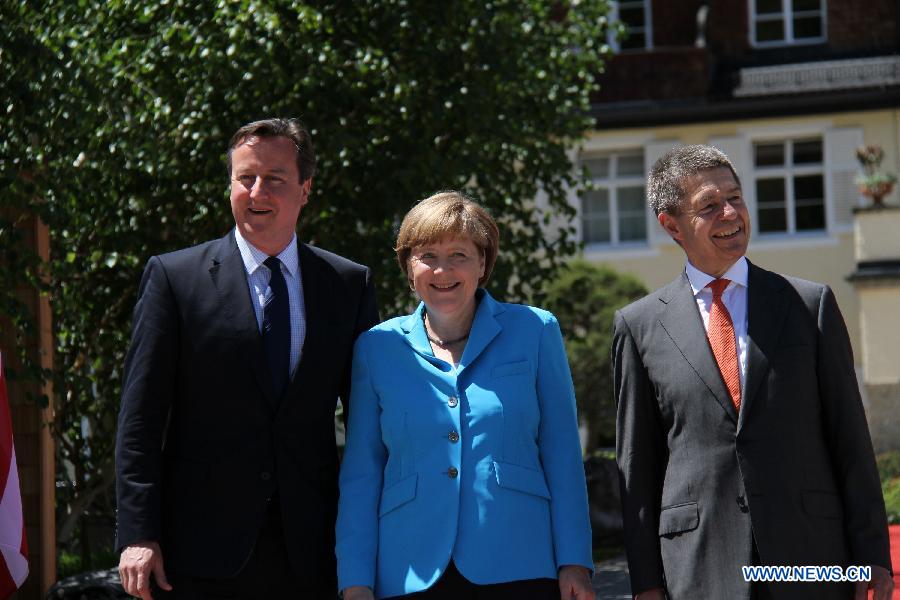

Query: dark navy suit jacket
[[115, 230, 378, 585]]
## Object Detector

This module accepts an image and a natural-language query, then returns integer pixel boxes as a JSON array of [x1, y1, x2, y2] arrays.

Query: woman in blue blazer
[[337, 192, 594, 599]]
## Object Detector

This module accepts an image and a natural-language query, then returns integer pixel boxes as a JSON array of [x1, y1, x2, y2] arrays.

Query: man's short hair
[[227, 118, 316, 183], [395, 191, 500, 288], [648, 144, 741, 215]]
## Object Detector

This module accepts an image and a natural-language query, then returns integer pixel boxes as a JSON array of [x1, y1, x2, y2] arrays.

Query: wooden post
[[35, 217, 56, 594]]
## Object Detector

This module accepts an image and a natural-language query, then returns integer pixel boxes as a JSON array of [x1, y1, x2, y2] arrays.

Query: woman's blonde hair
[[395, 191, 500, 287]]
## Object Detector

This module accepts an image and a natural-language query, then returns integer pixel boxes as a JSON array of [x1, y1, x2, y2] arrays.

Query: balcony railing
[[734, 55, 900, 97]]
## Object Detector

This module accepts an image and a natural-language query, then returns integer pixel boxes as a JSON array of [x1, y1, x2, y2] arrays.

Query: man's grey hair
[[647, 144, 741, 215]]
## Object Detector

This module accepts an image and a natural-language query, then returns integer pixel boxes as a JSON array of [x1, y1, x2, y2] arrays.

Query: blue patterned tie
[[263, 256, 290, 400]]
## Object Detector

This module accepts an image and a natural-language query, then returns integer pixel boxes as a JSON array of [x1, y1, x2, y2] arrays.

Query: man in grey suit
[[614, 145, 893, 600]]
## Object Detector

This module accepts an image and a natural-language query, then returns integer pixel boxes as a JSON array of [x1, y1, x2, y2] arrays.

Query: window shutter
[[644, 139, 681, 245], [824, 127, 864, 231]]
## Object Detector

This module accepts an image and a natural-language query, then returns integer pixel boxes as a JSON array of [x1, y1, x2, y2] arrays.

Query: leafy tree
[[1, 0, 614, 567], [543, 260, 647, 452]]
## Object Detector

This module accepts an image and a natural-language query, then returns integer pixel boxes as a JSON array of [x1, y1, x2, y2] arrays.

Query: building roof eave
[[591, 87, 900, 130]]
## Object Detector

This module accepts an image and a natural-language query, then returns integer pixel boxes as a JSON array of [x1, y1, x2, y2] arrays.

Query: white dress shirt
[[234, 227, 306, 376], [685, 257, 749, 388]]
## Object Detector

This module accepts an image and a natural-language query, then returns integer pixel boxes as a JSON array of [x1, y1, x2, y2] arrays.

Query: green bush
[[876, 451, 900, 481], [882, 478, 900, 525], [877, 451, 900, 524], [543, 260, 647, 451], [58, 547, 118, 579]]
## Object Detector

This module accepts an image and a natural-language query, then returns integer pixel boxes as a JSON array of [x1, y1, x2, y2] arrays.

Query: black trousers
[[383, 561, 559, 600], [751, 536, 773, 600], [153, 497, 337, 599]]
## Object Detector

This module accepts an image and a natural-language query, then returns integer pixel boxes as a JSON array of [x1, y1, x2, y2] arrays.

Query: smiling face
[[658, 166, 750, 278], [229, 135, 311, 256], [409, 236, 486, 321]]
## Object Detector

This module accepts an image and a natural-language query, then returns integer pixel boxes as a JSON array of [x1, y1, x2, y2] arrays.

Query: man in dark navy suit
[[115, 118, 378, 599]]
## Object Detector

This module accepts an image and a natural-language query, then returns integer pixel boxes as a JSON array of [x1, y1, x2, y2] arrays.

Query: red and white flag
[[0, 352, 28, 599]]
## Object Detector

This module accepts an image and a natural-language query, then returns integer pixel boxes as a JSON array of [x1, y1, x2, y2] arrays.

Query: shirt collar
[[685, 256, 749, 296], [234, 227, 299, 279]]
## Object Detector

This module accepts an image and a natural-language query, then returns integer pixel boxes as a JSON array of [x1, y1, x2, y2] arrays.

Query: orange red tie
[[707, 278, 741, 412]]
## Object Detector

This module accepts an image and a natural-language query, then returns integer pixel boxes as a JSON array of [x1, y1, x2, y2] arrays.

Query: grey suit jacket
[[614, 261, 890, 600]]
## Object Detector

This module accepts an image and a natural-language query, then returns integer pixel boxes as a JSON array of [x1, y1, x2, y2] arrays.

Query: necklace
[[422, 312, 470, 347], [426, 331, 469, 347]]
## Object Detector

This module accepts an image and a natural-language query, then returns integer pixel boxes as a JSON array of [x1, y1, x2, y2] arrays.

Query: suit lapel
[[281, 242, 330, 410], [738, 262, 789, 433], [658, 272, 738, 424], [400, 304, 445, 367], [210, 232, 276, 410], [457, 291, 502, 373], [398, 290, 503, 372]]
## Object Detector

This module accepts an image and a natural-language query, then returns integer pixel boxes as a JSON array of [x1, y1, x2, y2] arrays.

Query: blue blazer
[[336, 290, 593, 598]]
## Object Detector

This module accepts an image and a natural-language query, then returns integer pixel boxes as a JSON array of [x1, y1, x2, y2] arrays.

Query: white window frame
[[610, 0, 654, 52], [581, 150, 649, 247], [752, 137, 827, 236], [749, 0, 827, 48]]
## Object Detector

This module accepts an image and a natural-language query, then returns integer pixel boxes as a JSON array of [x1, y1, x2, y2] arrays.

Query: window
[[753, 138, 825, 234], [582, 151, 647, 245], [751, 0, 826, 46], [612, 0, 653, 51]]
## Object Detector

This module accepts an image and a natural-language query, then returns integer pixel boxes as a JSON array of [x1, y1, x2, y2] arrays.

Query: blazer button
[[448, 431, 459, 443], [447, 467, 459, 478], [448, 396, 458, 408], [260, 471, 271, 481]]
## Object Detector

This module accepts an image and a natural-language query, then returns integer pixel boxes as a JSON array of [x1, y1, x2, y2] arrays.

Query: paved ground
[[592, 555, 631, 599]]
